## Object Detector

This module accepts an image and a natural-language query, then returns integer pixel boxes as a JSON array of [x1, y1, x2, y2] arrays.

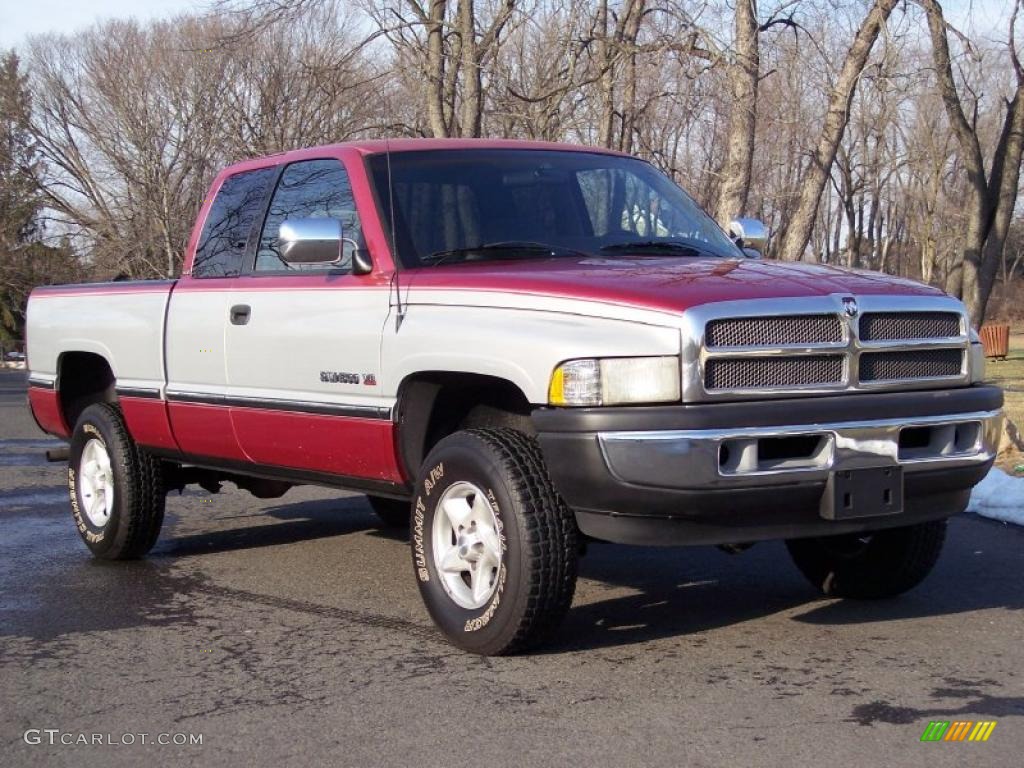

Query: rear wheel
[[786, 520, 946, 598], [68, 403, 165, 560], [367, 495, 410, 528], [411, 428, 578, 655]]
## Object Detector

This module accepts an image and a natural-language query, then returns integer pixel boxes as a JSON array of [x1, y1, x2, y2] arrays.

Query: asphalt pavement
[[1, 369, 1022, 767]]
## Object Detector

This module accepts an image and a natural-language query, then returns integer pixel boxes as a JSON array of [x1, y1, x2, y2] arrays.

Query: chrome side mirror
[[728, 218, 769, 258], [279, 218, 344, 265]]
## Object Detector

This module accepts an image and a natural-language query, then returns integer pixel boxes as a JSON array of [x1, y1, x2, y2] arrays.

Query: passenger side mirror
[[279, 218, 345, 265], [728, 218, 769, 258]]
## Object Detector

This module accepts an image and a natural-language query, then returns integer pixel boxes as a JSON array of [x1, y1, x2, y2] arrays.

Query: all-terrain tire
[[411, 428, 578, 655], [67, 402, 165, 560], [786, 520, 947, 599], [367, 495, 411, 528]]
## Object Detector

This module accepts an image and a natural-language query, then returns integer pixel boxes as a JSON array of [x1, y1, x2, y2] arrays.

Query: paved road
[[1, 369, 1022, 766]]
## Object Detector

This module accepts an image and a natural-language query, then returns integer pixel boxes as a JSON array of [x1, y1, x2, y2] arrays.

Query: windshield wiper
[[600, 239, 710, 257], [422, 241, 587, 266]]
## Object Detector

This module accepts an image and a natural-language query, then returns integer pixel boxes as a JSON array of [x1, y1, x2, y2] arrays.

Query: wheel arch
[[56, 351, 118, 431], [394, 371, 536, 480]]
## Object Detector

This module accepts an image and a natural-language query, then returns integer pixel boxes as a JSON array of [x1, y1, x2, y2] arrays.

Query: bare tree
[[11, 0, 1023, 308], [921, 0, 1024, 325], [714, 0, 759, 225], [776, 0, 899, 261]]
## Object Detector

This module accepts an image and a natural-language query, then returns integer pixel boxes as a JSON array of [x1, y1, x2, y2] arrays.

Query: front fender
[[383, 306, 680, 403]]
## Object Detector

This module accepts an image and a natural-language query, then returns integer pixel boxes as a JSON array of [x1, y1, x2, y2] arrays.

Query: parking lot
[[1, 368, 1022, 766]]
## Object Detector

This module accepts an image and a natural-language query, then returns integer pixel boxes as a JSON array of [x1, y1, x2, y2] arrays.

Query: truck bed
[[26, 280, 176, 436]]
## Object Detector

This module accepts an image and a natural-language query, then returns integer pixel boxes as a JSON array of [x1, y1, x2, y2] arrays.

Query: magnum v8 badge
[[320, 371, 377, 386]]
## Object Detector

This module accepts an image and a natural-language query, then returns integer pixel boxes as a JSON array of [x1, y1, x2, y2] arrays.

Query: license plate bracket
[[820, 466, 904, 520]]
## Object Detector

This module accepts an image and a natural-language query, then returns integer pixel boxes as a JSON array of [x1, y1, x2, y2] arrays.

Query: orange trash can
[[979, 323, 1010, 360]]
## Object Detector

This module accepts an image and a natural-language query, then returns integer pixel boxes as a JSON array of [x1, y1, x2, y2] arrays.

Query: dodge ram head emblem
[[842, 297, 859, 317]]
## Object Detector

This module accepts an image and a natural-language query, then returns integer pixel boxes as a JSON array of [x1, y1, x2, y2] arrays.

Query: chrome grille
[[859, 312, 961, 341], [705, 356, 844, 390], [705, 314, 843, 348], [685, 296, 971, 400], [860, 349, 963, 382]]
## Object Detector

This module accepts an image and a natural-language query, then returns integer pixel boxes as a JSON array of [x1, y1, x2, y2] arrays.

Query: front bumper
[[533, 385, 1002, 546]]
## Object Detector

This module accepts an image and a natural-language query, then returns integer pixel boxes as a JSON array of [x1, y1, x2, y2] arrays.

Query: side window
[[256, 159, 364, 272], [193, 167, 275, 278]]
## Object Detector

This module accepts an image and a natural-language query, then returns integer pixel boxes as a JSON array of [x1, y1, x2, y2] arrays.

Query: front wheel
[[68, 403, 165, 560], [786, 520, 946, 599], [411, 428, 578, 655]]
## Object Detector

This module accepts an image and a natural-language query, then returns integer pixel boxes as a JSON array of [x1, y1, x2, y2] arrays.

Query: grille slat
[[859, 349, 963, 382], [706, 314, 842, 348], [705, 356, 844, 390], [859, 312, 960, 341]]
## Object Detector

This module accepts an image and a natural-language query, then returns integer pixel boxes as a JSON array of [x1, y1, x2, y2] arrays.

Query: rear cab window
[[192, 167, 276, 278]]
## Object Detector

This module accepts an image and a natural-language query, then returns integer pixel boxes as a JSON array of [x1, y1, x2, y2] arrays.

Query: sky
[[0, 0, 204, 48], [0, 0, 1016, 49]]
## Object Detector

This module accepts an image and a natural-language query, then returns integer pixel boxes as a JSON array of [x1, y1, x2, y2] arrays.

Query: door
[[166, 165, 277, 461], [224, 157, 400, 481]]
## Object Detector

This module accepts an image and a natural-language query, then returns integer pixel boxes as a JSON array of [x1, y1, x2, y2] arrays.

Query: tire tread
[[74, 403, 164, 560], [420, 427, 578, 654]]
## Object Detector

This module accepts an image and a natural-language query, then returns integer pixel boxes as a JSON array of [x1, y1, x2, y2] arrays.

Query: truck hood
[[405, 257, 945, 314]]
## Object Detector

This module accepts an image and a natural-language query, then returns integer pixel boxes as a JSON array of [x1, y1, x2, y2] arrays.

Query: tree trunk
[[425, 0, 450, 138], [922, 0, 1024, 326], [976, 92, 1024, 320], [715, 0, 759, 226], [596, 0, 615, 148], [457, 0, 483, 137], [619, 2, 645, 154], [921, 238, 936, 286], [777, 0, 899, 262]]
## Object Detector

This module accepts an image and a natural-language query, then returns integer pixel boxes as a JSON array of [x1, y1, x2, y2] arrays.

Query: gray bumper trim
[[598, 409, 1003, 490]]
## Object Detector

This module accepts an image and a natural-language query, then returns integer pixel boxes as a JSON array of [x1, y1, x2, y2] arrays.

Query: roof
[[218, 137, 630, 176], [341, 137, 630, 156]]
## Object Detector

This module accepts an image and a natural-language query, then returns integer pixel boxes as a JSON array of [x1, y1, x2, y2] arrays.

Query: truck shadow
[[546, 515, 1024, 653], [154, 495, 1023, 653], [156, 496, 382, 557], [158, 499, 1023, 652], [7, 487, 1020, 652]]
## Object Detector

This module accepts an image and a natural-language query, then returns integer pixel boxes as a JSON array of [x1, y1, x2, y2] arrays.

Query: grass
[[983, 333, 1024, 473], [983, 334, 1024, 429]]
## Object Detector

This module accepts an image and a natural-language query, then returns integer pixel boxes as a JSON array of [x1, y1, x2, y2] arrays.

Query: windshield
[[367, 149, 741, 267]]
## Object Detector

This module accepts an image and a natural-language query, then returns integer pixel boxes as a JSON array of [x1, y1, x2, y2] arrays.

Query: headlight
[[548, 356, 680, 406]]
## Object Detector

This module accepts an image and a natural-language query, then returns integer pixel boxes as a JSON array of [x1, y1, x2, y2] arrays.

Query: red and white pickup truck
[[26, 139, 1002, 654]]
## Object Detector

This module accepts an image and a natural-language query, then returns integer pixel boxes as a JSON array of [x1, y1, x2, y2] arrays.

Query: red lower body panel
[[230, 407, 404, 483], [27, 388, 70, 438], [120, 397, 180, 452], [167, 402, 248, 461], [29, 386, 403, 486]]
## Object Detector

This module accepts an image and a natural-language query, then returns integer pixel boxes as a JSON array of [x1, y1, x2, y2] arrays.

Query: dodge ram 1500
[[26, 139, 1002, 654]]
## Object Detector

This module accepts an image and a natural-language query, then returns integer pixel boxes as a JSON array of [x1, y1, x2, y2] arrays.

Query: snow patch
[[967, 467, 1024, 526]]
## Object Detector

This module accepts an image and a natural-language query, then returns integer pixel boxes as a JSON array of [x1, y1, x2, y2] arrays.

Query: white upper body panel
[[26, 277, 685, 410], [26, 285, 172, 389]]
